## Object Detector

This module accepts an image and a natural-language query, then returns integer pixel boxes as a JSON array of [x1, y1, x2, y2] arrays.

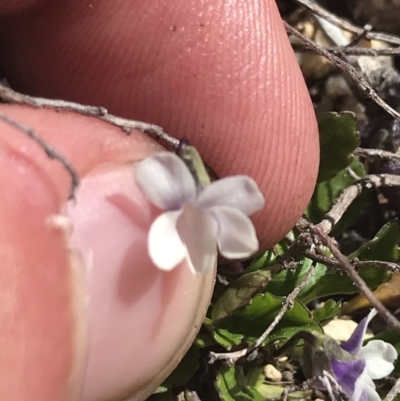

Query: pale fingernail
[[66, 164, 216, 401]]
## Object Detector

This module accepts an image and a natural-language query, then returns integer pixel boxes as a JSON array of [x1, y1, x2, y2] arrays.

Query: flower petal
[[331, 357, 366, 400], [196, 176, 264, 216], [355, 370, 381, 401], [135, 152, 196, 210], [176, 204, 218, 274], [341, 309, 378, 355], [208, 206, 259, 259], [359, 340, 397, 379], [148, 210, 187, 271]]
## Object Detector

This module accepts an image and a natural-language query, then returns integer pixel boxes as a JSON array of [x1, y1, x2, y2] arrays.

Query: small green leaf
[[350, 220, 400, 262], [211, 293, 322, 349], [215, 365, 264, 401], [161, 346, 200, 390], [307, 157, 368, 235], [298, 265, 389, 304], [317, 111, 360, 183], [265, 259, 329, 302], [312, 300, 341, 325], [211, 270, 272, 321], [177, 141, 211, 188]]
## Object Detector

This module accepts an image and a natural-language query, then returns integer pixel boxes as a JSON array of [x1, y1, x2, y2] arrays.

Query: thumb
[[0, 104, 215, 401]]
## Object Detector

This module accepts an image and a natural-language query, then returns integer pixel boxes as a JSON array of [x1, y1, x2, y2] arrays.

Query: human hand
[[0, 1, 319, 400]]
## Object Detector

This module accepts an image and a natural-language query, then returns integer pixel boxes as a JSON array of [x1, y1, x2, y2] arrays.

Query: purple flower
[[135, 152, 265, 274], [303, 309, 397, 401], [331, 309, 397, 401]]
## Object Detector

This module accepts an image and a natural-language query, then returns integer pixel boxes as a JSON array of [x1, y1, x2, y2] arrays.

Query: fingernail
[[66, 164, 215, 401]]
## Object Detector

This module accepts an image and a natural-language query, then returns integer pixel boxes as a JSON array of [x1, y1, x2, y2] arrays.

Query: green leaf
[[317, 111, 360, 183], [215, 365, 264, 401], [161, 346, 200, 390], [265, 259, 329, 302], [307, 157, 368, 235], [298, 265, 389, 304], [211, 293, 322, 349], [246, 231, 296, 273], [211, 270, 272, 322], [350, 220, 400, 262], [312, 300, 341, 325]]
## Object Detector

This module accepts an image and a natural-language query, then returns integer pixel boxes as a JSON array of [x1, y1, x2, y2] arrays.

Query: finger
[[0, 0, 319, 249], [0, 104, 215, 401]]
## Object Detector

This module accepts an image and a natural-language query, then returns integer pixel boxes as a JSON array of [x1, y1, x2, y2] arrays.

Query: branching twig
[[208, 262, 316, 364], [292, 0, 400, 46], [317, 173, 400, 234], [355, 148, 400, 164], [284, 22, 400, 122], [0, 84, 179, 148], [310, 224, 400, 332], [0, 112, 80, 199], [292, 43, 400, 57], [291, 240, 400, 273]]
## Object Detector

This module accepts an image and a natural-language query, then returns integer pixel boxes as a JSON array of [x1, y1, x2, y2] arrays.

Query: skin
[[0, 1, 319, 400]]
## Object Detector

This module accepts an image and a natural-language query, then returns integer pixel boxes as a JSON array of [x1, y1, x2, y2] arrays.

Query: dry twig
[[209, 262, 316, 364], [292, 0, 400, 46], [0, 111, 80, 199], [284, 22, 400, 122], [310, 224, 400, 332], [384, 376, 400, 401], [0, 84, 179, 148]]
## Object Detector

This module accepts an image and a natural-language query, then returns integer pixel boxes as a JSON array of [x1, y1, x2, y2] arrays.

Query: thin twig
[[317, 173, 400, 234], [310, 225, 400, 332], [294, 243, 400, 273], [384, 377, 400, 401], [0, 84, 179, 148], [0, 112, 80, 199], [292, 0, 400, 46], [355, 148, 400, 164], [209, 262, 316, 364], [284, 22, 400, 122], [292, 43, 400, 57]]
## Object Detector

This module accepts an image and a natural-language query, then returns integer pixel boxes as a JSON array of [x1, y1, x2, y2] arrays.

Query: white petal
[[135, 152, 196, 210], [209, 206, 259, 259], [148, 210, 187, 271], [354, 370, 380, 401], [176, 204, 218, 274], [196, 176, 264, 216], [359, 340, 397, 379]]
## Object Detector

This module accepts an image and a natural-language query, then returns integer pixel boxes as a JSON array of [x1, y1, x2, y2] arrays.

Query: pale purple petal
[[341, 309, 378, 355], [331, 357, 366, 400], [359, 340, 397, 379], [176, 204, 218, 274], [355, 370, 381, 401], [135, 152, 196, 210], [196, 176, 264, 216], [208, 206, 259, 259], [148, 210, 187, 271]]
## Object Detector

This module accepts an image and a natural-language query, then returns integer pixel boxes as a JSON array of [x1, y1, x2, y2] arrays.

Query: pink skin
[[0, 1, 319, 400]]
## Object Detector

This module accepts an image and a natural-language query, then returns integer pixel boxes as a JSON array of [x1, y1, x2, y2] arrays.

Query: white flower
[[135, 152, 265, 274]]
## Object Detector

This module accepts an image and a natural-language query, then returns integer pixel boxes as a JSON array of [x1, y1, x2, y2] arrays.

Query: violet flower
[[135, 152, 265, 274], [303, 309, 397, 401]]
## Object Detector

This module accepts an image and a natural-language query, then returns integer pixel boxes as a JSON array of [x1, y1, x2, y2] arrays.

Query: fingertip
[[0, 0, 46, 15], [0, 104, 216, 400]]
